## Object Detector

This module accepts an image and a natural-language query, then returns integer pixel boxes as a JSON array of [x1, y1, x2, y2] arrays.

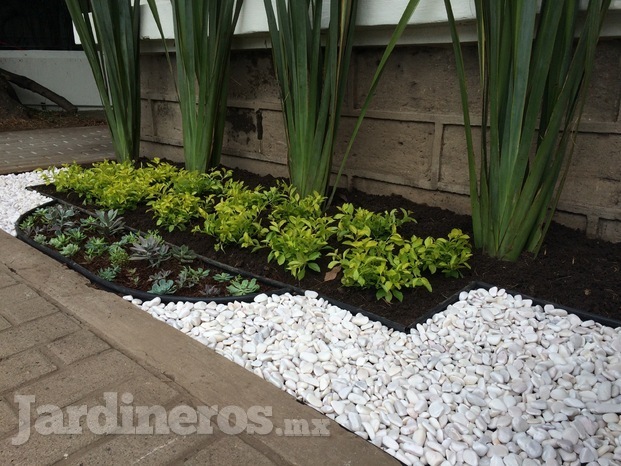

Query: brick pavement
[[0, 126, 113, 174]]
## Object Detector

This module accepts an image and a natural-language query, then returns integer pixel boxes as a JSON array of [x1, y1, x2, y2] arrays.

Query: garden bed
[[29, 161, 621, 327], [16, 201, 290, 304]]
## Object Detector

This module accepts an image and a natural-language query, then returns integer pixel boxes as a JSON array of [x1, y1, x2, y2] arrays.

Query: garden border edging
[[407, 281, 621, 330]]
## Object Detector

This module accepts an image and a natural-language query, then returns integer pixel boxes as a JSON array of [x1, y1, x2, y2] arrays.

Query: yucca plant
[[264, 0, 422, 200], [170, 0, 244, 172], [65, 0, 141, 163], [444, 0, 610, 261]]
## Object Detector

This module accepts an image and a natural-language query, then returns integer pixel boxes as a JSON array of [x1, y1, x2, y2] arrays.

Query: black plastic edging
[[405, 281, 481, 330], [317, 293, 406, 333], [15, 204, 292, 305], [406, 280, 621, 331]]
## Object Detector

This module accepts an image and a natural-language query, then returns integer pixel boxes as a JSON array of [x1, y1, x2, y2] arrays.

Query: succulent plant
[[176, 266, 210, 289], [42, 204, 76, 233], [66, 228, 87, 243], [98, 265, 121, 281], [226, 277, 260, 296], [171, 244, 197, 263], [19, 217, 36, 236], [149, 279, 177, 295], [59, 243, 80, 257], [129, 233, 171, 268], [48, 233, 71, 250], [92, 209, 126, 236], [213, 272, 234, 283], [108, 244, 130, 266], [33, 234, 47, 244], [84, 237, 108, 258], [148, 270, 172, 282]]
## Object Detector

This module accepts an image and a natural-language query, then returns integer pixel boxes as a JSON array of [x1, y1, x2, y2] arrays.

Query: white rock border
[[0, 170, 55, 236], [4, 170, 621, 465], [127, 288, 621, 466]]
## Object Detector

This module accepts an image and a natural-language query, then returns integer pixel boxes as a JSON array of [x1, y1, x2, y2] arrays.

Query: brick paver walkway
[[0, 126, 113, 174]]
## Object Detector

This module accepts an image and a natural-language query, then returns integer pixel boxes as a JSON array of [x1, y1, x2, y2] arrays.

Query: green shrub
[[263, 216, 336, 279]]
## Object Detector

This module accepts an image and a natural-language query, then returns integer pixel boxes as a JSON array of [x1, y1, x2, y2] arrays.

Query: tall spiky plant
[[444, 0, 610, 261], [264, 0, 422, 199], [65, 0, 141, 163], [171, 1, 243, 173]]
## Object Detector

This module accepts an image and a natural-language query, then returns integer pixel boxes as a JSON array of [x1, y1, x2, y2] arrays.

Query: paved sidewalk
[[0, 126, 113, 174], [0, 229, 395, 465]]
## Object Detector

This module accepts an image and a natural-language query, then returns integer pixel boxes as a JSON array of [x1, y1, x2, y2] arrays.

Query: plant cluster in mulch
[[32, 160, 621, 328], [19, 204, 272, 299]]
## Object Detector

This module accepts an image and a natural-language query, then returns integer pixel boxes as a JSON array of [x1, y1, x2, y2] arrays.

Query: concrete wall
[[0, 51, 102, 110], [139, 40, 621, 243]]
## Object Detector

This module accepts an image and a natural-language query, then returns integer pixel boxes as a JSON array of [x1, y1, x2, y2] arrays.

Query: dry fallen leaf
[[324, 266, 341, 282]]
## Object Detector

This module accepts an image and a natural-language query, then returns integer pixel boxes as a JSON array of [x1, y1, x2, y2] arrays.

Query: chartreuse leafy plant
[[329, 205, 472, 301], [444, 0, 611, 260], [269, 183, 325, 222], [44, 160, 231, 215], [334, 203, 414, 241], [148, 192, 210, 232], [422, 229, 473, 278], [194, 182, 269, 250], [65, 0, 141, 163], [263, 216, 337, 280], [263, 0, 422, 198]]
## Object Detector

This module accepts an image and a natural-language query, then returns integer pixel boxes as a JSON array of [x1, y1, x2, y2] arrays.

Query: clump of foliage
[[444, 0, 611, 260], [129, 232, 171, 268], [262, 216, 336, 280], [227, 277, 260, 296], [20, 202, 269, 299], [328, 205, 471, 301], [149, 279, 177, 295], [194, 181, 268, 250]]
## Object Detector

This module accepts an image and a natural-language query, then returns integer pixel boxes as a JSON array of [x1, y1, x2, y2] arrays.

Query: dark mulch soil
[[33, 166, 621, 328]]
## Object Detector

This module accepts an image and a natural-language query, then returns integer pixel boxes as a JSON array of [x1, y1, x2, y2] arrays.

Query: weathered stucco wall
[[140, 40, 621, 243]]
